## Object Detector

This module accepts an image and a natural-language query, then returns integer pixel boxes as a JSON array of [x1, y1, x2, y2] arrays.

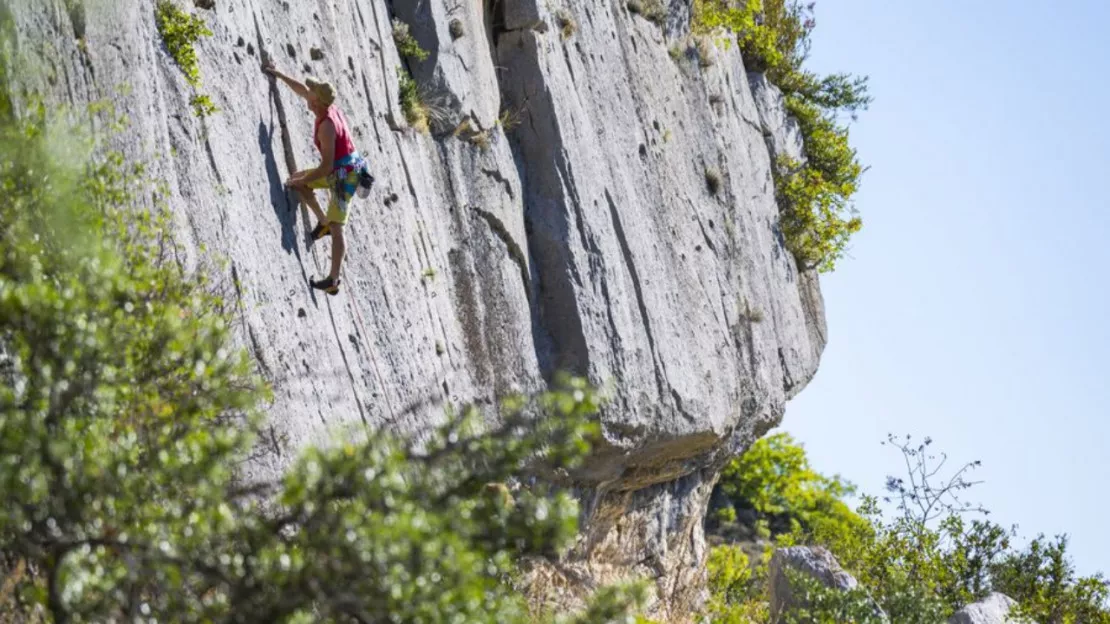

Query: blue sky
[[783, 0, 1110, 576]]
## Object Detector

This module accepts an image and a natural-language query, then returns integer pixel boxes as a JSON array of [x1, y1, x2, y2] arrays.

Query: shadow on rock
[[258, 120, 298, 255]]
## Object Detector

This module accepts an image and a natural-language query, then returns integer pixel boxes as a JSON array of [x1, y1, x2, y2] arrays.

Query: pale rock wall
[[4, 0, 825, 616]]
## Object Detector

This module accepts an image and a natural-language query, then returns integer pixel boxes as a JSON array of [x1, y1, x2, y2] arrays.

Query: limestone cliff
[[5, 0, 825, 616]]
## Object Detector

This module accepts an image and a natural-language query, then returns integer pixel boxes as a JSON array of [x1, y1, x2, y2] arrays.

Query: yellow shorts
[[306, 175, 348, 226]]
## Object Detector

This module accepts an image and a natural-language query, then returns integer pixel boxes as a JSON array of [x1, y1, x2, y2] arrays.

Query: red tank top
[[314, 105, 356, 162]]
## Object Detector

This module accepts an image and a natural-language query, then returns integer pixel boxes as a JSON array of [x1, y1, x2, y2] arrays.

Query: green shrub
[[155, 0, 210, 86], [691, 0, 870, 272], [994, 535, 1110, 624], [392, 18, 430, 62], [155, 1, 216, 117], [708, 544, 753, 603], [397, 68, 429, 133], [717, 433, 864, 537], [189, 93, 217, 118], [707, 432, 1110, 622], [705, 544, 769, 623], [775, 154, 862, 272], [780, 568, 888, 624]]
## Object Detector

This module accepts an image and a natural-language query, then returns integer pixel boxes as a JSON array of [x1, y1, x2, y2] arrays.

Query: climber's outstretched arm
[[262, 58, 311, 102]]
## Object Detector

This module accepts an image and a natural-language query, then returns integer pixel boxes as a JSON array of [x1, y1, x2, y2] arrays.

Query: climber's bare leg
[[293, 184, 328, 225], [328, 222, 345, 281]]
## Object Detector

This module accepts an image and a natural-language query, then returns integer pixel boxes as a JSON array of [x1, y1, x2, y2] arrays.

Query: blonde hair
[[305, 77, 336, 106]]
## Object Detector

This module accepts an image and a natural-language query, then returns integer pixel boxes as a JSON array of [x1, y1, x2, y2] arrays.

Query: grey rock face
[[748, 72, 806, 165], [770, 546, 886, 622], [949, 593, 1030, 624], [6, 0, 826, 616]]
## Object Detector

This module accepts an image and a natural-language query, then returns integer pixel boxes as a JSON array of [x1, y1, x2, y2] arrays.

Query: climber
[[263, 57, 371, 295]]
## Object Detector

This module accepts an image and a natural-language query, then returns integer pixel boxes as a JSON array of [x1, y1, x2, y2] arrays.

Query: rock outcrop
[[4, 0, 826, 616], [769, 546, 886, 622], [949, 593, 1031, 624]]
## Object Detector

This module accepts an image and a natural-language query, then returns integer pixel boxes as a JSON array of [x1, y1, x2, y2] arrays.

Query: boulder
[[769, 546, 886, 622], [949, 593, 1031, 624]]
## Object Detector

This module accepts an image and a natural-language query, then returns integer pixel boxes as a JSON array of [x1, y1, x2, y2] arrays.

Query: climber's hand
[[262, 57, 277, 76]]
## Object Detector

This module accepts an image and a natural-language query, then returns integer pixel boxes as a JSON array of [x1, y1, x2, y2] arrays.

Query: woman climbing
[[263, 57, 371, 295]]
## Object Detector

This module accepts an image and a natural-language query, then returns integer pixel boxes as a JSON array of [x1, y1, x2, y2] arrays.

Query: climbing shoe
[[310, 222, 331, 240], [310, 276, 341, 295]]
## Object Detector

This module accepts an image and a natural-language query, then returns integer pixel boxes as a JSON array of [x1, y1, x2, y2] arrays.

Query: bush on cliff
[[692, 0, 870, 272]]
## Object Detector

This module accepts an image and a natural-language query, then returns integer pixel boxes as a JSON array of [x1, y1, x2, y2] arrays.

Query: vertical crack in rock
[[323, 297, 369, 426], [604, 188, 669, 402], [472, 206, 531, 301]]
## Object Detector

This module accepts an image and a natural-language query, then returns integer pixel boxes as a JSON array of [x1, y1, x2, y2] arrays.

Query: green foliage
[[397, 67, 429, 133], [189, 93, 217, 118], [708, 544, 753, 603], [705, 544, 769, 623], [691, 0, 870, 272], [775, 152, 862, 272], [706, 433, 1110, 623], [155, 1, 217, 118], [0, 76, 640, 620], [155, 1, 210, 86], [392, 18, 430, 62], [774, 90, 865, 272], [718, 433, 864, 537], [994, 534, 1110, 624], [781, 568, 887, 624]]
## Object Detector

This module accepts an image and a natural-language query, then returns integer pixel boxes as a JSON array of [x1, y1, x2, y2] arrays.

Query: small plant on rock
[[555, 9, 577, 40], [156, 0, 210, 86], [190, 93, 217, 118], [453, 118, 474, 138], [397, 68, 429, 133], [696, 36, 715, 67], [392, 18, 430, 62], [155, 0, 217, 117], [469, 130, 491, 151], [497, 106, 524, 132]]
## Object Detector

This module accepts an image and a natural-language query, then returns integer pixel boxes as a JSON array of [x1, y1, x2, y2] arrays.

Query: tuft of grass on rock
[[555, 9, 577, 40], [397, 69, 429, 133], [469, 130, 491, 151], [696, 36, 714, 67]]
